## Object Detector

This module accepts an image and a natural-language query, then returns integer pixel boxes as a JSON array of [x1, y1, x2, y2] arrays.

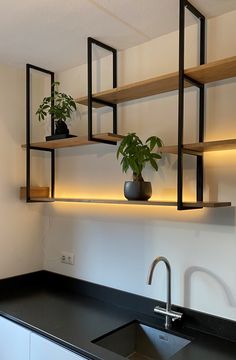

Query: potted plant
[[36, 81, 77, 141], [117, 133, 163, 201]]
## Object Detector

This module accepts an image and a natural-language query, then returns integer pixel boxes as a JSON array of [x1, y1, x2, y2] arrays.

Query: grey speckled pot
[[124, 181, 152, 201]]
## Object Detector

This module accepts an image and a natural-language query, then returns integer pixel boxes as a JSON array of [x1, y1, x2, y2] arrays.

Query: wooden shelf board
[[20, 187, 50, 199], [22, 133, 123, 150], [76, 56, 236, 108], [93, 133, 124, 142], [26, 197, 231, 208], [160, 139, 236, 155]]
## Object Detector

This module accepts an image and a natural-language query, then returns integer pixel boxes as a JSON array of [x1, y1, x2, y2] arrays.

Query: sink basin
[[94, 321, 191, 360]]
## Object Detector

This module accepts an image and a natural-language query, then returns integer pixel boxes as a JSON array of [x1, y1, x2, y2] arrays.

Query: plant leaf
[[150, 158, 158, 171]]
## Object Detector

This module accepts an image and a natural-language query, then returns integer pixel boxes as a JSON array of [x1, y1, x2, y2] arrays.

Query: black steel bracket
[[87, 37, 118, 145], [26, 64, 55, 202], [177, 0, 205, 210]]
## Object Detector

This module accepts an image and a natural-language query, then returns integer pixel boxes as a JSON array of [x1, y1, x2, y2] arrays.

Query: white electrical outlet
[[60, 252, 75, 265]]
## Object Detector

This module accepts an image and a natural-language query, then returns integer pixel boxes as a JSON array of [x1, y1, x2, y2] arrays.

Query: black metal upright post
[[112, 45, 118, 135], [88, 37, 93, 143], [197, 16, 206, 202], [50, 72, 55, 199], [26, 64, 31, 202], [87, 37, 118, 145], [26, 64, 55, 202], [177, 0, 205, 210], [177, 0, 185, 210]]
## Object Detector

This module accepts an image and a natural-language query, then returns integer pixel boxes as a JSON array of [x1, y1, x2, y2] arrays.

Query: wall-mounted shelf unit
[[76, 56, 236, 108], [22, 0, 234, 210]]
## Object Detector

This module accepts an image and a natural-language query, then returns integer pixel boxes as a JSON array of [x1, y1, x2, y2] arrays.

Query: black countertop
[[0, 271, 235, 360]]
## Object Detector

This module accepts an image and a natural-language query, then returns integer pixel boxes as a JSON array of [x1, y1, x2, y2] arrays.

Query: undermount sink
[[93, 321, 191, 360]]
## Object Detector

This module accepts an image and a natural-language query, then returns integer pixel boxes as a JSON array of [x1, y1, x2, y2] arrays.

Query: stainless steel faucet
[[147, 256, 183, 329]]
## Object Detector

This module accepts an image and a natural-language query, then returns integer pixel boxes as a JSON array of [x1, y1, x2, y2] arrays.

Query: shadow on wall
[[184, 266, 236, 308]]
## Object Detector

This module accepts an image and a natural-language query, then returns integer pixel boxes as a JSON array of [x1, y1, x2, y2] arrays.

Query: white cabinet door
[[0, 316, 30, 360], [30, 333, 86, 360]]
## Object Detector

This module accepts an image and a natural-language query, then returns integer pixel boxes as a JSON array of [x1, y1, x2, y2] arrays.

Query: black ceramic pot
[[46, 120, 77, 141], [124, 181, 152, 201], [55, 120, 69, 135]]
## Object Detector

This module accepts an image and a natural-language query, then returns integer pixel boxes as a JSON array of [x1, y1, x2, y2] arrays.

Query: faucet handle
[[154, 306, 183, 321]]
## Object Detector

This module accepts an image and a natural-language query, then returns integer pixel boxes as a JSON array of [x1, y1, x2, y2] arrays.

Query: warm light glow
[[50, 201, 207, 224], [204, 149, 236, 157], [56, 188, 125, 200], [54, 191, 197, 204], [54, 185, 206, 207]]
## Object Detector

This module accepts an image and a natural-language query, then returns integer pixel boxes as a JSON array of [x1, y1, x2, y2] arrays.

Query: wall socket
[[60, 252, 75, 265]]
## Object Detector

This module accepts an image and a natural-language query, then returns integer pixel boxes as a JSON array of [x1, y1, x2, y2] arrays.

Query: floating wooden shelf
[[20, 187, 50, 200], [76, 56, 236, 108], [160, 138, 236, 155], [22, 133, 124, 150], [25, 197, 231, 208]]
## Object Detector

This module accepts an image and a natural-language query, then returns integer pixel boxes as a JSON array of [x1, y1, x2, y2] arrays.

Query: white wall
[[0, 64, 44, 278], [43, 10, 236, 320]]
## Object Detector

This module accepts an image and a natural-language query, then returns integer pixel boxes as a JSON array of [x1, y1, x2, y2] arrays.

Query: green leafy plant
[[117, 133, 163, 182], [36, 81, 77, 123]]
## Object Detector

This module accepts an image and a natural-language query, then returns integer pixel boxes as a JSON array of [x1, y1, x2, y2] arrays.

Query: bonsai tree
[[117, 133, 163, 181], [36, 81, 77, 136]]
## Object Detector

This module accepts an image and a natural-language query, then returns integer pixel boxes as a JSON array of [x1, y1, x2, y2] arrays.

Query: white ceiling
[[0, 0, 236, 71]]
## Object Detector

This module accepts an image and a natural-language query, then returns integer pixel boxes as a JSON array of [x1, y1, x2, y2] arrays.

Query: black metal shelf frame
[[25, 1, 206, 210], [26, 64, 55, 202], [87, 37, 118, 145], [177, 0, 205, 210]]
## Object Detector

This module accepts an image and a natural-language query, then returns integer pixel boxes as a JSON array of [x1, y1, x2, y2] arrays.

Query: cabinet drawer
[[30, 333, 87, 360], [0, 316, 30, 360]]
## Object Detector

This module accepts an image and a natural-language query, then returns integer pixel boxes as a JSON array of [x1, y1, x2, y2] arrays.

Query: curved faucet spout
[[147, 256, 171, 311], [147, 256, 182, 329]]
